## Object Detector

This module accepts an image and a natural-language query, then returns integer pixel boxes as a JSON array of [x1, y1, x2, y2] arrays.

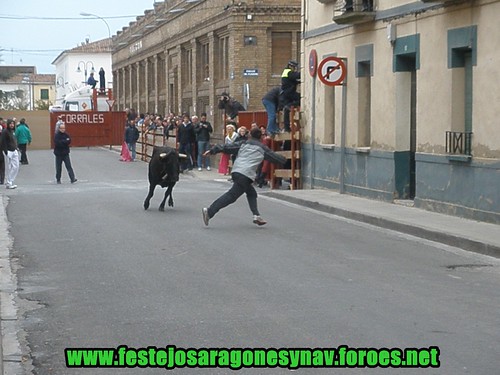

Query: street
[[2, 148, 500, 374]]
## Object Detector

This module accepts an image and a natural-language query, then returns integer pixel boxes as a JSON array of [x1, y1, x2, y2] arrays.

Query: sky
[[0, 0, 156, 74]]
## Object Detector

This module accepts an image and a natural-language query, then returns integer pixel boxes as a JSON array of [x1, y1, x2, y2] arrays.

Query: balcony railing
[[332, 0, 375, 25], [445, 131, 472, 156]]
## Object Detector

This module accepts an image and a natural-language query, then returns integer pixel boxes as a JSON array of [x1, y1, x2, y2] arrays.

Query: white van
[[51, 86, 111, 112]]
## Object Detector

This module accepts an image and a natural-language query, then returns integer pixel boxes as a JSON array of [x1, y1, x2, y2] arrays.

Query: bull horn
[[159, 152, 167, 158], [178, 153, 188, 158]]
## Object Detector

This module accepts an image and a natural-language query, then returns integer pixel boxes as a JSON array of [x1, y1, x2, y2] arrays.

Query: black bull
[[143, 146, 186, 211]]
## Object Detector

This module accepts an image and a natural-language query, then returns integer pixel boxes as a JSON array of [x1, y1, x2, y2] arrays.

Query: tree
[[35, 99, 52, 110], [0, 89, 28, 110]]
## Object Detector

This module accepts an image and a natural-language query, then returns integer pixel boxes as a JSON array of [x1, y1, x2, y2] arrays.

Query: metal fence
[[445, 131, 473, 156]]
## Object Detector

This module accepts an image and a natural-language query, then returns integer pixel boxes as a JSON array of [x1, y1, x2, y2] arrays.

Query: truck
[[50, 85, 114, 112]]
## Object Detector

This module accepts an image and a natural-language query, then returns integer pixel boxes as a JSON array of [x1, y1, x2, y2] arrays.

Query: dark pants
[[282, 92, 300, 132], [179, 142, 193, 171], [207, 172, 259, 218], [55, 154, 76, 182], [19, 144, 28, 164]]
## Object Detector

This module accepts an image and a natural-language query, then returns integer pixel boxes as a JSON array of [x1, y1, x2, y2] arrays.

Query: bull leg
[[144, 184, 156, 210], [159, 188, 169, 211], [167, 182, 176, 207]]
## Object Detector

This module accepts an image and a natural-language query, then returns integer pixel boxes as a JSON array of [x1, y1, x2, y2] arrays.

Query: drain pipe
[[339, 59, 348, 194]]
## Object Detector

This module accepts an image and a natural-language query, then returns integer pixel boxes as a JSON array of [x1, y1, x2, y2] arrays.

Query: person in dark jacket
[[202, 128, 286, 227], [262, 87, 281, 135], [177, 114, 195, 171], [87, 72, 97, 89], [194, 112, 213, 171], [217, 92, 246, 120], [124, 119, 140, 161], [0, 119, 19, 189], [280, 60, 301, 132], [54, 123, 77, 184], [99, 67, 106, 91]]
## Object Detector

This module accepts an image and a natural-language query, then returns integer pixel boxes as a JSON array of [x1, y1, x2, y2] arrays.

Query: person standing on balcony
[[87, 72, 97, 89], [99, 68, 106, 92]]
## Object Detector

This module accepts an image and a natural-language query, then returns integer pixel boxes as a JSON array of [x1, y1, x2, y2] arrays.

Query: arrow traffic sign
[[318, 56, 347, 86]]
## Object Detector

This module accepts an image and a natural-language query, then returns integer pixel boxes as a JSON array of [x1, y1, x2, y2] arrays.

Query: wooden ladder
[[270, 106, 302, 190]]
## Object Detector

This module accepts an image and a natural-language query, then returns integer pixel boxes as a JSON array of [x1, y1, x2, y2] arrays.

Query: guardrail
[[445, 131, 472, 156]]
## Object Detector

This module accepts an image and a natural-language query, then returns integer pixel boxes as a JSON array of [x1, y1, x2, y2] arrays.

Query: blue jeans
[[262, 99, 278, 134], [197, 141, 211, 168], [127, 142, 136, 160]]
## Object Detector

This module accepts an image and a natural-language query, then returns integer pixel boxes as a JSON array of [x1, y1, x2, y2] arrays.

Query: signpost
[[309, 49, 318, 188]]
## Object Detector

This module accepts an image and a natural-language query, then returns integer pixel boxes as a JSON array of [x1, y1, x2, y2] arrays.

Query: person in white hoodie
[[0, 119, 20, 189]]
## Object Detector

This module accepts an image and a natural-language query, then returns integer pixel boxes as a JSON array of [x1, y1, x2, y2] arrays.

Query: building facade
[[112, 0, 301, 139], [301, 0, 500, 223], [0, 66, 55, 110]]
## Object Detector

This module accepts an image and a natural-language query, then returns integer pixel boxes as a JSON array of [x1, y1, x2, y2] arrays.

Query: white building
[[52, 39, 113, 105]]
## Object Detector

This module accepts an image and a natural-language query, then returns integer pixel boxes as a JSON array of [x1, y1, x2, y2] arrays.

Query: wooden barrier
[[137, 126, 177, 162]]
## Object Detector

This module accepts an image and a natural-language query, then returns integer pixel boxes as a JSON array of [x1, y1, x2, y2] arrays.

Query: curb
[[264, 191, 500, 258]]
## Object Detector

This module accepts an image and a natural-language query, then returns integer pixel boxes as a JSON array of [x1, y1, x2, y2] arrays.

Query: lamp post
[[76, 61, 95, 84], [80, 12, 111, 39]]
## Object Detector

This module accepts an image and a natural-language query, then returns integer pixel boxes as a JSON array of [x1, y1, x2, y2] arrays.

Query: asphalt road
[[3, 148, 500, 374]]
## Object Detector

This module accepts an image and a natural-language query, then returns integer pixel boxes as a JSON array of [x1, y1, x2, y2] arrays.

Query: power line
[[0, 14, 139, 20]]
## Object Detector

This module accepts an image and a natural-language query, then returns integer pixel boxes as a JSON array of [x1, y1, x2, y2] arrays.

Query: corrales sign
[[59, 113, 106, 124]]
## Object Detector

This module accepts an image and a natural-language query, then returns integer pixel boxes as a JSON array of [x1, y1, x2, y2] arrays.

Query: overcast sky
[[0, 0, 156, 74]]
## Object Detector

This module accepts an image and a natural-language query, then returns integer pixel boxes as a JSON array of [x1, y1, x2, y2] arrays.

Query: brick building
[[112, 0, 301, 137]]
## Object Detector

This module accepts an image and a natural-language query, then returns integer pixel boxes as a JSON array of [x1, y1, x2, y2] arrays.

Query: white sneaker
[[198, 167, 202, 171], [253, 215, 267, 226], [206, 166, 211, 171], [202, 208, 210, 226], [6, 184, 17, 189]]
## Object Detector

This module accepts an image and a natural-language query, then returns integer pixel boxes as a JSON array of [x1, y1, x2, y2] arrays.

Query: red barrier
[[237, 111, 268, 129], [50, 111, 127, 148]]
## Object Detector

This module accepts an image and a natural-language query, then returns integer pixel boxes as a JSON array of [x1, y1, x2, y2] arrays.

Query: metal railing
[[445, 131, 472, 156], [336, 0, 374, 12]]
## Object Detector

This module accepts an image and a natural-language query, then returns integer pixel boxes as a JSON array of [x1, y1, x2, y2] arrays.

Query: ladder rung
[[277, 150, 300, 159], [274, 169, 301, 178]]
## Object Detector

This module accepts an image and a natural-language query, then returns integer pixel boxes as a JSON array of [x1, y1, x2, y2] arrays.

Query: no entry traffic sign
[[318, 56, 347, 86]]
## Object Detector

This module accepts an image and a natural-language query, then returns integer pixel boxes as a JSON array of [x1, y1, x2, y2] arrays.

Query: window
[[448, 26, 476, 134], [40, 88, 49, 100], [217, 35, 229, 82], [182, 47, 193, 87], [199, 42, 210, 82], [356, 44, 373, 147], [272, 32, 292, 75]]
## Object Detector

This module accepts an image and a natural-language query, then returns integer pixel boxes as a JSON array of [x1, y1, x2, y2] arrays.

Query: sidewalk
[[190, 167, 500, 258]]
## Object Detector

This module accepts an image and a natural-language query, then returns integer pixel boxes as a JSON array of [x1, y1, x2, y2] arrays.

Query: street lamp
[[80, 12, 111, 38], [76, 61, 95, 84]]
